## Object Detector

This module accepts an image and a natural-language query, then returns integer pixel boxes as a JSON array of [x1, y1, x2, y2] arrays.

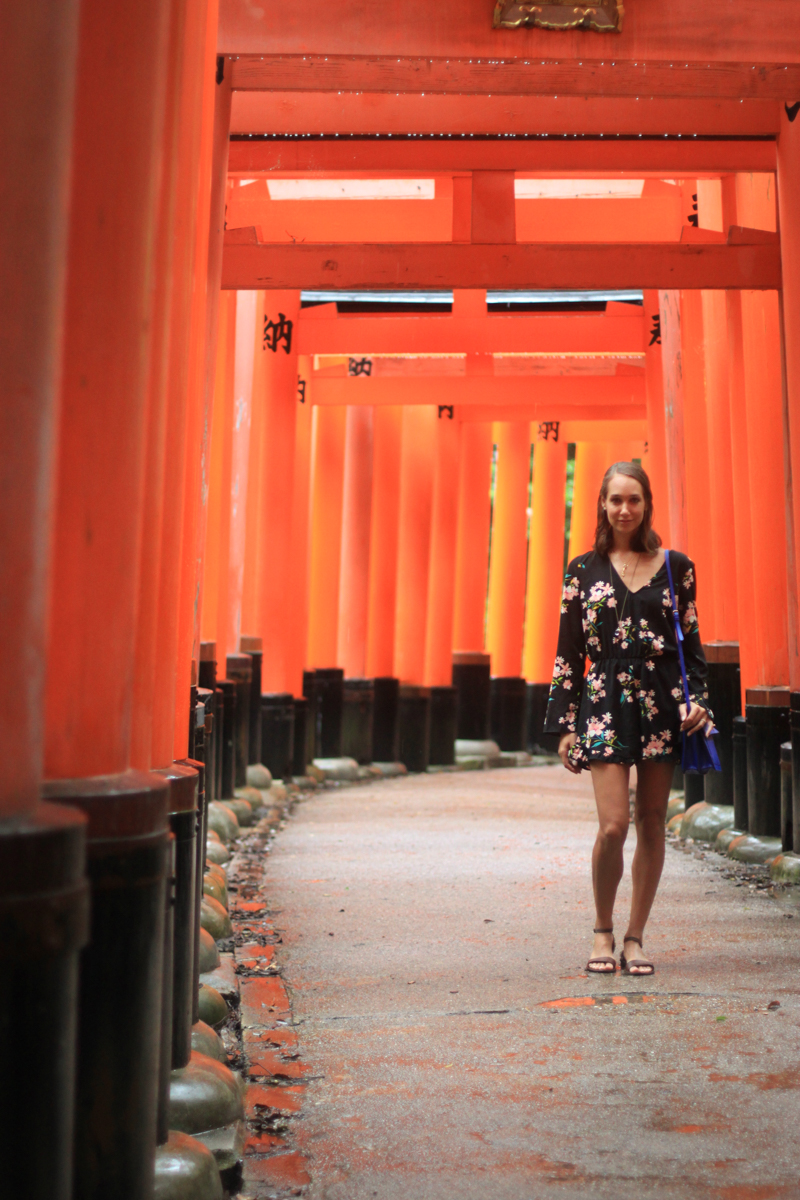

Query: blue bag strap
[[663, 549, 693, 709]]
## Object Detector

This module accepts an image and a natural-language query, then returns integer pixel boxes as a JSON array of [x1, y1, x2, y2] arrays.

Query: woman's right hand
[[558, 733, 580, 774]]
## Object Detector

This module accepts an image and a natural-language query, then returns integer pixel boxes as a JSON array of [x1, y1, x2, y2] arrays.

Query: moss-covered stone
[[191, 1021, 227, 1063], [666, 794, 686, 823], [769, 852, 800, 884], [246, 763, 272, 789], [196, 985, 228, 1030], [223, 798, 253, 827], [679, 802, 735, 842], [667, 814, 683, 834], [198, 927, 220, 973], [206, 802, 239, 844], [200, 895, 232, 939], [726, 834, 783, 864], [203, 874, 227, 906], [715, 827, 746, 852], [205, 839, 230, 866]]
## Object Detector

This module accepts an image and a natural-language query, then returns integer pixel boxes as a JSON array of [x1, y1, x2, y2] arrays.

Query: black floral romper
[[544, 550, 711, 769]]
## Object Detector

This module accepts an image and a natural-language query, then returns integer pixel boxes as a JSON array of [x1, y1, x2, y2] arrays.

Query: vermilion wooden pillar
[[225, 289, 257, 659], [680, 289, 716, 624], [658, 290, 689, 552], [568, 442, 610, 562], [777, 108, 800, 688], [523, 433, 568, 683], [452, 422, 493, 653], [42, 4, 173, 1200], [424, 413, 462, 686], [486, 423, 530, 677], [151, 0, 219, 768], [256, 290, 301, 690], [307, 405, 347, 669], [697, 180, 739, 642], [174, 4, 228, 758], [338, 407, 374, 678], [2, 5, 86, 1199], [241, 290, 266, 643], [365, 406, 403, 677], [200, 291, 236, 659], [643, 289, 672, 547], [285, 357, 315, 696], [723, 174, 788, 692], [394, 407, 438, 683]]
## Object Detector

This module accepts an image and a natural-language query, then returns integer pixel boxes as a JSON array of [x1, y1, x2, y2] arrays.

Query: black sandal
[[620, 935, 655, 976], [586, 927, 617, 974]]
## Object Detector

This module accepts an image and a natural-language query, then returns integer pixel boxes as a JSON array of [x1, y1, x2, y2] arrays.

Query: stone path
[[250, 765, 800, 1200]]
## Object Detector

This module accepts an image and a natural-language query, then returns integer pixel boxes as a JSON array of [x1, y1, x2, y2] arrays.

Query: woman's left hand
[[679, 701, 709, 735]]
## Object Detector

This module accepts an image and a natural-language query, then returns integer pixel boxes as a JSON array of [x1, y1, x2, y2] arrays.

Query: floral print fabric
[[544, 550, 710, 770]]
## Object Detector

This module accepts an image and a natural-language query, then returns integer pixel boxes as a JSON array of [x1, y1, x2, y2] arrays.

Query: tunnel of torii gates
[[6, 1, 800, 1198]]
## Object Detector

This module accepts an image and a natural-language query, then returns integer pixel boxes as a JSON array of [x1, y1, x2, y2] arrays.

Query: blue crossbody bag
[[664, 550, 721, 775]]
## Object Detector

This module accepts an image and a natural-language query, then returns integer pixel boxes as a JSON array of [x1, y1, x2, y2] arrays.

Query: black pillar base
[[429, 686, 457, 766], [372, 677, 399, 762], [525, 682, 559, 754], [43, 770, 170, 1200], [398, 685, 431, 772], [260, 694, 295, 782], [703, 644, 741, 807], [732, 715, 748, 831], [791, 693, 800, 853], [452, 652, 491, 740], [292, 697, 308, 776], [745, 690, 790, 837], [239, 637, 263, 767], [225, 655, 252, 790], [490, 676, 527, 752], [302, 671, 320, 764], [315, 668, 344, 758], [342, 679, 375, 765], [780, 742, 793, 851], [683, 773, 706, 809], [0, 803, 89, 1200]]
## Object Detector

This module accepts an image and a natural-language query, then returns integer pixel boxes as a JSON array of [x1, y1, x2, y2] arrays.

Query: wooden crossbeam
[[296, 312, 644, 355], [453, 413, 647, 436], [229, 54, 800, 102], [228, 138, 777, 175], [223, 235, 781, 291], [308, 376, 644, 407]]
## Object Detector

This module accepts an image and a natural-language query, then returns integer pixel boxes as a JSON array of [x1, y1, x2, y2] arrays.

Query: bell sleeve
[[677, 558, 712, 715], [543, 567, 586, 735]]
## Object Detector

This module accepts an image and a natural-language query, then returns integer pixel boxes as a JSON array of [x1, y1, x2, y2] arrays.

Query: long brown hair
[[594, 461, 662, 557]]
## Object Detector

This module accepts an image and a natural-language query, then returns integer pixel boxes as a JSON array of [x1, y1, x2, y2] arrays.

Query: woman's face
[[604, 473, 645, 535]]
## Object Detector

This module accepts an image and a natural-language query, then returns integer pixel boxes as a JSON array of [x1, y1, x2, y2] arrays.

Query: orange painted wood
[[201, 292, 236, 658], [568, 442, 612, 562], [219, 0, 800, 66], [472, 171, 515, 244], [455, 404, 646, 423], [309, 375, 644, 408], [486, 423, 530, 677], [452, 422, 493, 653], [173, 0, 226, 760], [394, 407, 437, 684], [658, 290, 689, 553], [45, 0, 171, 779], [2, 0, 81, 812], [642, 289, 671, 547], [228, 138, 777, 175], [228, 54, 800, 102], [523, 435, 568, 683], [777, 108, 800, 689], [366, 406, 403, 678], [297, 312, 645, 356], [241, 291, 266, 641], [680, 288, 717, 633], [226, 290, 256, 660], [222, 239, 782, 291], [130, 0, 188, 771], [733, 174, 789, 688], [424, 416, 461, 687], [307, 405, 347, 669], [231, 91, 781, 138], [285, 356, 315, 696], [255, 290, 301, 690], [338, 407, 374, 678]]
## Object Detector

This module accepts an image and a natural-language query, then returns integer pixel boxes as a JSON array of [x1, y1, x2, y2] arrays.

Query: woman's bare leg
[[588, 763, 631, 968], [624, 760, 673, 972]]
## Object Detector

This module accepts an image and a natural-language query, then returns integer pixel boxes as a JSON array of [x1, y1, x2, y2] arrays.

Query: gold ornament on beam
[[493, 1, 623, 32]]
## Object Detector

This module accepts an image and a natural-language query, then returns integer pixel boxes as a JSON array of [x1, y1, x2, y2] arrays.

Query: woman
[[544, 462, 711, 976]]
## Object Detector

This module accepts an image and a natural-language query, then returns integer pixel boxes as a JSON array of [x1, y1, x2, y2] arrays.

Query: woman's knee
[[597, 818, 629, 848]]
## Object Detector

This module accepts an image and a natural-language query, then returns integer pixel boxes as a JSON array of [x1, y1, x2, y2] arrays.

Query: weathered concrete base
[[205, 839, 230, 866], [200, 896, 232, 939], [246, 763, 272, 789], [371, 762, 408, 778], [679, 801, 735, 842], [715, 827, 747, 853], [200, 953, 237, 1003], [311, 757, 361, 781], [727, 834, 783, 864], [224, 798, 254, 828], [154, 1130, 223, 1200], [206, 802, 240, 844], [666, 792, 686, 822], [770, 852, 800, 884], [455, 739, 500, 759], [191, 1021, 228, 1063]]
